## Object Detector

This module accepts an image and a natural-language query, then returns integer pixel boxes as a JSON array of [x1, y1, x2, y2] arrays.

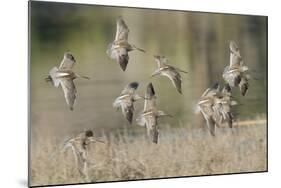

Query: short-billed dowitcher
[[45, 52, 89, 110], [60, 130, 104, 179], [223, 41, 250, 96], [136, 83, 172, 143], [106, 16, 145, 71], [151, 55, 187, 94], [113, 82, 143, 124]]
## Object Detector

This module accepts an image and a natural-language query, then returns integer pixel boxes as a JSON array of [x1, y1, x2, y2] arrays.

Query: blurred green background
[[30, 2, 267, 139]]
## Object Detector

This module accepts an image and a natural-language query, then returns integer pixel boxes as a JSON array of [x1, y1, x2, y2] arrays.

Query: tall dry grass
[[30, 118, 267, 187]]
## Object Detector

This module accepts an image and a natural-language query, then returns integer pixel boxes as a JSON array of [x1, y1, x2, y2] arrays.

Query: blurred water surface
[[30, 2, 267, 139]]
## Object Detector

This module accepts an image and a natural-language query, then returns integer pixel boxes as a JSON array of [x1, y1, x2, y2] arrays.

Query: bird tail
[[193, 104, 201, 114], [47, 67, 60, 87]]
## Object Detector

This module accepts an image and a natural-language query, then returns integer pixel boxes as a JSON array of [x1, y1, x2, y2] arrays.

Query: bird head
[[129, 82, 139, 90], [64, 52, 76, 62], [85, 130, 94, 137]]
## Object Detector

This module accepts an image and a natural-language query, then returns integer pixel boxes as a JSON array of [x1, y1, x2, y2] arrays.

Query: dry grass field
[[30, 117, 267, 187]]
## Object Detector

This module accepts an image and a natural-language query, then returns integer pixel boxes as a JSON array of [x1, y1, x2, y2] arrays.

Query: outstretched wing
[[121, 102, 134, 124], [203, 83, 220, 98], [200, 106, 216, 136], [144, 83, 157, 111], [154, 55, 165, 68], [108, 47, 129, 71], [137, 114, 158, 143], [239, 76, 249, 96], [60, 78, 77, 110], [115, 17, 129, 41], [48, 67, 60, 87], [162, 67, 182, 94], [147, 120, 159, 144], [229, 41, 242, 69], [59, 52, 76, 70], [223, 69, 241, 87]]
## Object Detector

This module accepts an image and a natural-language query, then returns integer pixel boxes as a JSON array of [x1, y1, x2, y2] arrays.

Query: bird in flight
[[106, 16, 145, 71], [197, 83, 221, 136], [113, 82, 143, 124], [222, 41, 250, 96], [197, 83, 237, 136], [136, 83, 172, 144], [213, 84, 237, 129], [151, 55, 188, 94], [45, 52, 89, 110], [57, 130, 104, 179]]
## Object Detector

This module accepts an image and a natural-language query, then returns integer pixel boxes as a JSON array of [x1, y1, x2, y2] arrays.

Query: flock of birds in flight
[[45, 16, 251, 178], [45, 17, 250, 168]]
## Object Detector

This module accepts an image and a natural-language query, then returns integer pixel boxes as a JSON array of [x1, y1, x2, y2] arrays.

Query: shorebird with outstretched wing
[[45, 52, 89, 110], [151, 55, 187, 94], [213, 84, 237, 128], [222, 41, 250, 96], [136, 83, 172, 143], [113, 82, 143, 124], [57, 130, 104, 179], [197, 83, 221, 136], [106, 16, 145, 71], [197, 83, 237, 136]]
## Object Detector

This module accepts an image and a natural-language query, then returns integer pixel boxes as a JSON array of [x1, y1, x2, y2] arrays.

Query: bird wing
[[109, 47, 129, 71], [222, 103, 233, 128], [212, 102, 222, 122], [239, 76, 249, 96], [142, 114, 158, 143], [154, 55, 165, 68], [49, 67, 60, 87], [229, 41, 242, 69], [59, 54, 76, 70], [148, 121, 159, 144], [60, 78, 77, 110], [115, 17, 129, 41], [229, 41, 241, 56], [162, 67, 182, 93], [136, 114, 146, 127], [207, 117, 216, 136], [201, 88, 212, 97], [222, 84, 232, 96], [120, 100, 134, 124], [229, 52, 242, 69], [144, 83, 156, 111], [199, 105, 216, 136], [223, 70, 241, 87], [144, 98, 156, 112], [199, 101, 214, 117]]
